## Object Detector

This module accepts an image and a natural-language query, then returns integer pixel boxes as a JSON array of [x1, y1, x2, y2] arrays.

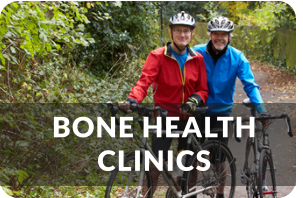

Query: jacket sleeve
[[128, 51, 161, 103], [194, 55, 209, 103], [237, 53, 267, 113]]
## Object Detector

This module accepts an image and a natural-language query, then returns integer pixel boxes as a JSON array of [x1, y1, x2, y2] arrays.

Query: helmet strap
[[173, 42, 187, 53]]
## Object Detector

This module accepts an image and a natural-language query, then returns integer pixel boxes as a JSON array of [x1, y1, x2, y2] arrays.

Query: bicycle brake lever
[[107, 101, 120, 125], [155, 106, 168, 117], [283, 113, 293, 137], [107, 101, 114, 109]]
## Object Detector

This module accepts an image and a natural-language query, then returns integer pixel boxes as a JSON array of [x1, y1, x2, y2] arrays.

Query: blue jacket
[[193, 41, 266, 115]]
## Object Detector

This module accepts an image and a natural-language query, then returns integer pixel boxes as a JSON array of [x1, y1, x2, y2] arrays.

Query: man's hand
[[260, 112, 271, 129], [118, 98, 138, 113], [180, 97, 198, 115]]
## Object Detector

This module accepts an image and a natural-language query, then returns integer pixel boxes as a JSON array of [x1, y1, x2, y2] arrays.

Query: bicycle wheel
[[258, 149, 277, 198], [244, 137, 259, 198], [183, 141, 236, 198], [105, 154, 153, 198]]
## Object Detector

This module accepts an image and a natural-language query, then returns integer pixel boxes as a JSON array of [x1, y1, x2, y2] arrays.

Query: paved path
[[229, 69, 296, 197], [154, 64, 296, 198], [233, 69, 295, 103]]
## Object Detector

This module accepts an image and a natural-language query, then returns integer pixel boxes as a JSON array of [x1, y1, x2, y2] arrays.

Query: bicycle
[[239, 98, 293, 198], [104, 102, 237, 198]]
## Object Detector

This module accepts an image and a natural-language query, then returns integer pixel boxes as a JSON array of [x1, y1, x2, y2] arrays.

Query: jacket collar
[[164, 42, 197, 59]]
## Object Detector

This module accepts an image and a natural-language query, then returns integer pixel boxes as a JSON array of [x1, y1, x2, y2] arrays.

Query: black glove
[[124, 98, 138, 105], [260, 112, 271, 129], [180, 97, 198, 114], [118, 98, 138, 113]]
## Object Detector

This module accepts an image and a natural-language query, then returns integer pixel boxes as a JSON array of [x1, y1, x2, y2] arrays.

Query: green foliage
[[237, 2, 289, 31], [0, 2, 156, 197], [275, 3, 296, 30], [0, 1, 95, 103], [0, 1, 296, 197], [203, 1, 229, 21], [160, 1, 210, 22], [75, 1, 159, 73], [0, 1, 94, 62], [15, 186, 108, 197], [184, 1, 296, 72], [1, 186, 13, 196], [232, 2, 295, 72], [0, 1, 155, 104]]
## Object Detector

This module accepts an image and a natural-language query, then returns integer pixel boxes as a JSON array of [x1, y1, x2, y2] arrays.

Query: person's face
[[171, 25, 192, 48], [210, 31, 229, 51]]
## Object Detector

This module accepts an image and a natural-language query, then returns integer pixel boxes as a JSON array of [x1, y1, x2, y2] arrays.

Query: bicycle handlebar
[[129, 103, 208, 117], [242, 113, 293, 137], [129, 103, 168, 117], [107, 102, 208, 117], [192, 104, 209, 115], [107, 102, 292, 138]]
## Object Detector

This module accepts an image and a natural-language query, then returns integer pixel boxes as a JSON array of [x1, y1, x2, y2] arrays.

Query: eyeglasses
[[173, 29, 192, 35]]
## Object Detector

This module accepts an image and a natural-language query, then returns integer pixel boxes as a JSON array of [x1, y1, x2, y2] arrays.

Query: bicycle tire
[[258, 149, 277, 198], [244, 138, 259, 198], [183, 140, 236, 198], [105, 154, 153, 198]]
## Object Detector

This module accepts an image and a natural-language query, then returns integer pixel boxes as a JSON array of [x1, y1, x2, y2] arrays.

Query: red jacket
[[128, 42, 208, 119]]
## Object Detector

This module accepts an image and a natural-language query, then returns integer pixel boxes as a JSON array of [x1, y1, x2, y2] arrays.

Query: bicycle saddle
[[243, 98, 254, 109]]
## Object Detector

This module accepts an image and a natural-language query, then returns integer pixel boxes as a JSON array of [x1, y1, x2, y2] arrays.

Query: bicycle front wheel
[[183, 141, 236, 198], [244, 137, 259, 198], [258, 149, 277, 198], [105, 154, 153, 198]]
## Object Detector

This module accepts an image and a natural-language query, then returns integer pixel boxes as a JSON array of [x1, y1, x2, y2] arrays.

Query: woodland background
[[0, 1, 296, 197]]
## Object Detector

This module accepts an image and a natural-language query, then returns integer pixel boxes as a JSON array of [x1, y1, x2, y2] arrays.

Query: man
[[119, 11, 208, 196], [193, 16, 270, 198]]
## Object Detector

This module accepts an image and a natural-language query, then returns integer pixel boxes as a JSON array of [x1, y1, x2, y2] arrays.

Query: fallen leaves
[[250, 61, 296, 135], [250, 61, 296, 99]]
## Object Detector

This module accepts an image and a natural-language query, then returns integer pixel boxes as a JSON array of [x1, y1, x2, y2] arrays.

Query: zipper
[[164, 54, 186, 104], [210, 54, 223, 89], [206, 48, 222, 85], [180, 65, 185, 104], [181, 65, 186, 119], [164, 54, 186, 119], [153, 83, 159, 96]]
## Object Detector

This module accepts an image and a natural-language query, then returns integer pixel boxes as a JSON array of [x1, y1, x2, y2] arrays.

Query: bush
[[75, 1, 159, 74]]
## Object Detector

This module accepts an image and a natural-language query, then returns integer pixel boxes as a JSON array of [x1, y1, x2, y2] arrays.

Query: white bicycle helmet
[[207, 16, 234, 32], [169, 11, 196, 29]]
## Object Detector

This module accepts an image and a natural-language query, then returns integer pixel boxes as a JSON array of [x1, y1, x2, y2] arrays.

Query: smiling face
[[171, 25, 193, 50], [210, 31, 229, 51]]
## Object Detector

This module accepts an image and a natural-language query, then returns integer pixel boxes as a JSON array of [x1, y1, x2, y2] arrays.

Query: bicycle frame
[[241, 106, 263, 193], [107, 103, 235, 198], [122, 128, 218, 198], [242, 104, 275, 172], [123, 121, 234, 198], [148, 129, 235, 198], [239, 99, 293, 198], [242, 125, 262, 182]]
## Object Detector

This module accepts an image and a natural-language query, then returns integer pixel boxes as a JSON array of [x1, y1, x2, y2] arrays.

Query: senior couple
[[119, 11, 269, 198]]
